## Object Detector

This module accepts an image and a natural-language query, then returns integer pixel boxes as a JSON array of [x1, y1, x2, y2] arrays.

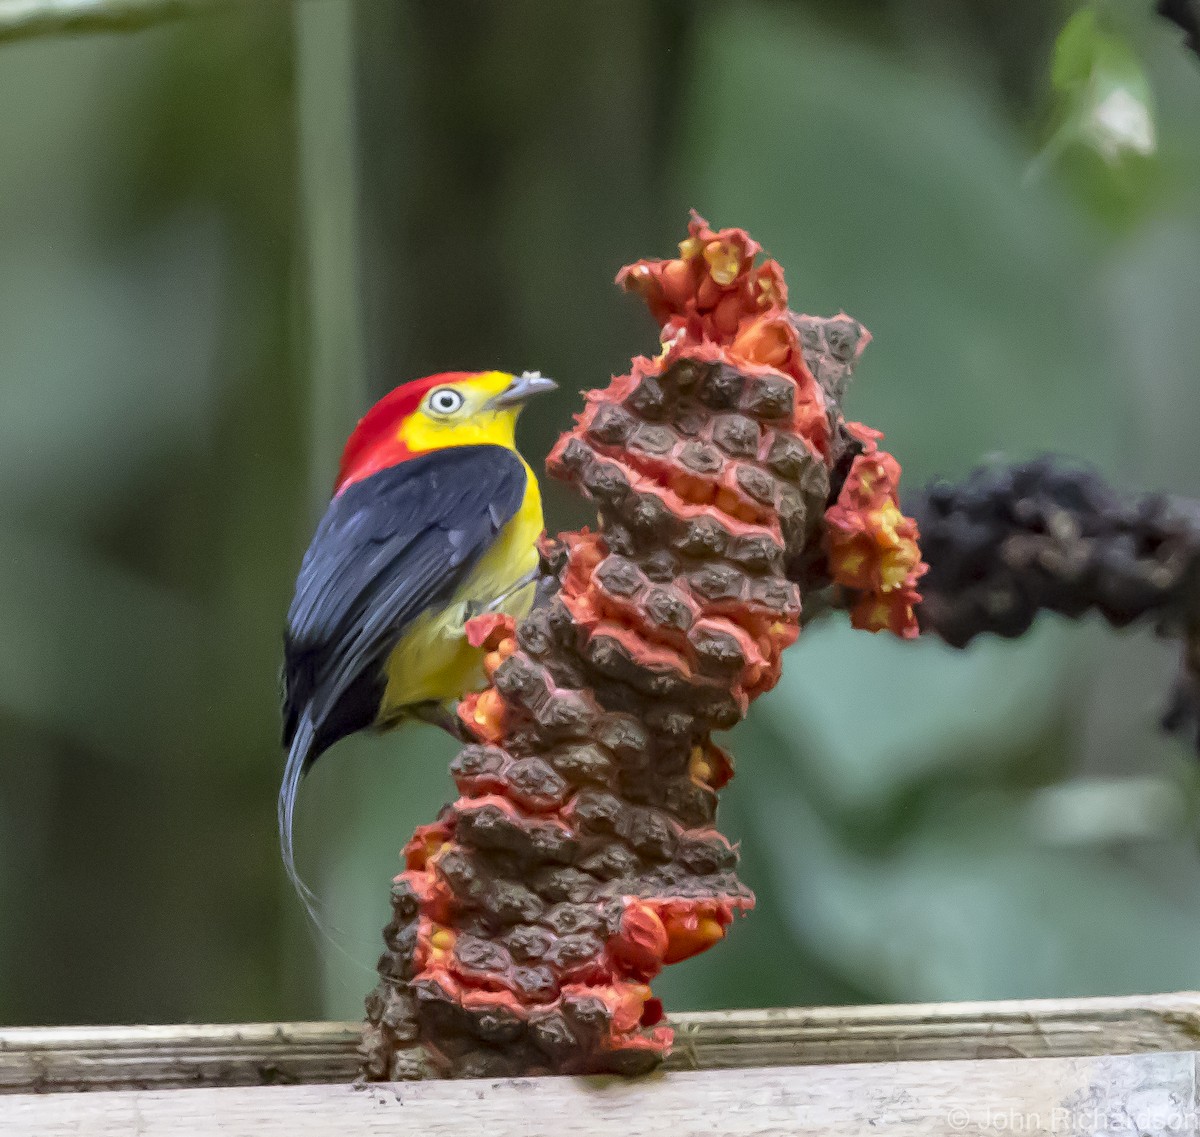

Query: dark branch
[[910, 457, 1200, 751]]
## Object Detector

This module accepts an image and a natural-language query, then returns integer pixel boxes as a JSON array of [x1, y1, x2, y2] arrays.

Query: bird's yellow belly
[[378, 492, 542, 716]]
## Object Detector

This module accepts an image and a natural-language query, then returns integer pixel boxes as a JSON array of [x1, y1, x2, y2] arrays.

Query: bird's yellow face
[[335, 369, 557, 494], [399, 371, 555, 455]]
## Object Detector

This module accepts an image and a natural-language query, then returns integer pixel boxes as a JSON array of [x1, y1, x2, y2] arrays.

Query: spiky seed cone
[[360, 213, 925, 1080]]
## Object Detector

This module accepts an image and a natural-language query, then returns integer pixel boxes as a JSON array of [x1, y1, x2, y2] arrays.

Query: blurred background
[[1, 0, 1198, 1026]]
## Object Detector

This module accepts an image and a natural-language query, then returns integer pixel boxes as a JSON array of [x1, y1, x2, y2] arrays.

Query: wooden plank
[[2, 1050, 1197, 1136], [0, 1021, 358, 1094], [2, 993, 1199, 1094]]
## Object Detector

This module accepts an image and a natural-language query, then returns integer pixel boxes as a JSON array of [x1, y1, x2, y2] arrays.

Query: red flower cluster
[[826, 424, 926, 637], [363, 214, 926, 1082], [617, 215, 779, 338], [617, 211, 830, 458]]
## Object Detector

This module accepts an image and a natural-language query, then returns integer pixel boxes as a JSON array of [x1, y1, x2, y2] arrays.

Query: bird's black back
[[281, 444, 528, 768]]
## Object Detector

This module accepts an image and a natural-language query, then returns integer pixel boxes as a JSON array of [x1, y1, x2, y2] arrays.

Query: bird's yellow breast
[[378, 460, 543, 715]]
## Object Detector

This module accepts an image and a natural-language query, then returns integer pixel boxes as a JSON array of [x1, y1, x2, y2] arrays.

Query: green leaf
[[755, 619, 1075, 821], [744, 780, 1200, 1000], [1047, 6, 1157, 166], [1052, 8, 1103, 92]]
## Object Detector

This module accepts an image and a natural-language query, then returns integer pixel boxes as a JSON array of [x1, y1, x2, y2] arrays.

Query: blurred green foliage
[[0, 0, 1198, 1026]]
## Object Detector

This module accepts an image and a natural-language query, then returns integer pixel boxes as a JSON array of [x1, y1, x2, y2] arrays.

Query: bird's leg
[[409, 701, 471, 742], [421, 573, 544, 744], [481, 568, 541, 613], [452, 570, 542, 634]]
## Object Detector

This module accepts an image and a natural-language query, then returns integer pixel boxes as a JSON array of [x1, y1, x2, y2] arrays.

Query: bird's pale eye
[[428, 387, 465, 416]]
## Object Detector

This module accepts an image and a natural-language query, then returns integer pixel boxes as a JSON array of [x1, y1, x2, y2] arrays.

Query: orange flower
[[609, 901, 669, 978], [730, 314, 796, 370], [616, 211, 766, 338], [458, 687, 507, 742], [753, 260, 788, 310], [826, 435, 926, 638], [660, 902, 730, 963], [464, 611, 516, 650], [850, 587, 921, 639], [403, 821, 453, 871], [659, 257, 698, 308]]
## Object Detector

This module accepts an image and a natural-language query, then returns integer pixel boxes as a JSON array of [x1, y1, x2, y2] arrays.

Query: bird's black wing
[[282, 444, 528, 763]]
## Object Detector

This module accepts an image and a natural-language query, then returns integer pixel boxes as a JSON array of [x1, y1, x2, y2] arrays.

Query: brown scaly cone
[[360, 213, 926, 1080]]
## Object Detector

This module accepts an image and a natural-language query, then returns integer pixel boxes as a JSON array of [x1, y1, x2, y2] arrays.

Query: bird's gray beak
[[490, 370, 558, 409]]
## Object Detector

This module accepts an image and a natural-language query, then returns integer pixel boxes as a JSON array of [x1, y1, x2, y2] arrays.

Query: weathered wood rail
[[2, 993, 1200, 1135]]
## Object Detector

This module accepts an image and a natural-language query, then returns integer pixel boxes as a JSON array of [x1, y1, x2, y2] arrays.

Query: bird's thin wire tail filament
[[278, 712, 321, 915], [277, 712, 375, 974]]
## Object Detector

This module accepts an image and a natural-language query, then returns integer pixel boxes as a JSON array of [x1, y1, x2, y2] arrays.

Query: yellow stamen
[[704, 241, 740, 285], [688, 745, 712, 783], [869, 501, 904, 548], [836, 549, 866, 577]]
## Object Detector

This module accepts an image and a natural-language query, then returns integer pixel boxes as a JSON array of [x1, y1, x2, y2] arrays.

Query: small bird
[[279, 369, 556, 915]]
